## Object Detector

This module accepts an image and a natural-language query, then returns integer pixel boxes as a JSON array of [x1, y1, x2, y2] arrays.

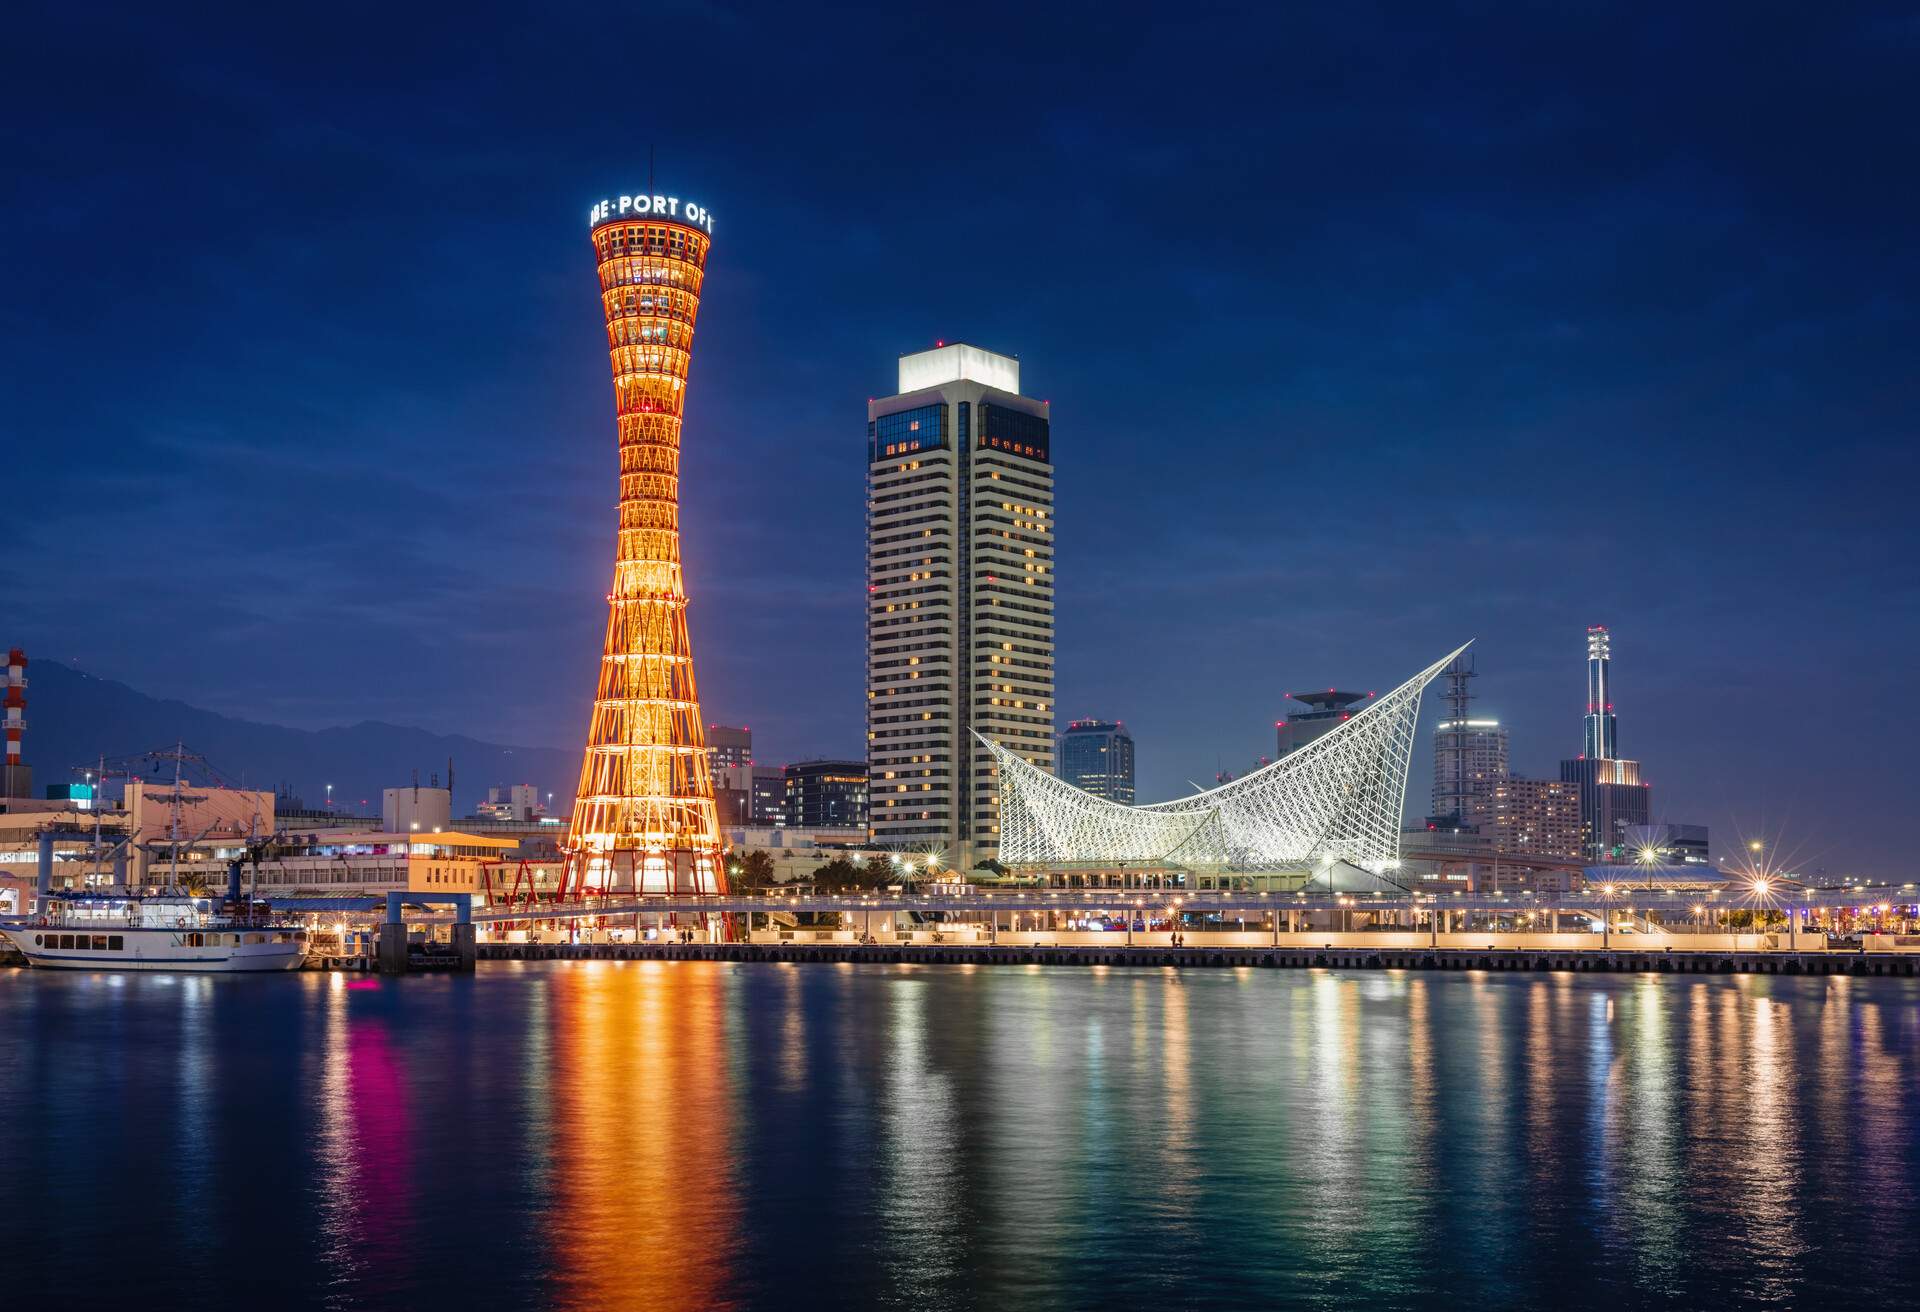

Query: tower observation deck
[[566, 192, 725, 897]]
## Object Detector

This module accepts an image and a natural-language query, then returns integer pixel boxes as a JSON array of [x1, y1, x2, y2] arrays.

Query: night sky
[[5, 4, 1915, 875]]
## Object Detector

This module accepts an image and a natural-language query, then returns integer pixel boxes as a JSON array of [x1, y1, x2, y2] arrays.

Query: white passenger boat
[[2, 894, 307, 972]]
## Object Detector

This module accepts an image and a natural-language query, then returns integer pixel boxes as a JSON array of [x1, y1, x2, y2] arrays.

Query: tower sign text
[[589, 194, 715, 233]]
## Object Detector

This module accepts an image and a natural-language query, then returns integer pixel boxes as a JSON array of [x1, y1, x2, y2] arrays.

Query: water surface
[[4, 962, 1916, 1310]]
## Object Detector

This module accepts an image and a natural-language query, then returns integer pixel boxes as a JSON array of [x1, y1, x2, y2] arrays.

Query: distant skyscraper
[[1058, 720, 1135, 804], [1276, 689, 1374, 759], [1560, 624, 1651, 861], [1431, 653, 1508, 823], [867, 343, 1054, 866], [783, 760, 870, 829]]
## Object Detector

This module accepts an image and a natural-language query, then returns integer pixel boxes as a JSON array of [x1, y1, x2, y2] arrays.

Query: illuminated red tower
[[566, 192, 725, 896]]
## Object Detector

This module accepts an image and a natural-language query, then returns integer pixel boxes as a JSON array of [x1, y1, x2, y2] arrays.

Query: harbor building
[[1059, 720, 1135, 804], [867, 342, 1054, 868], [993, 647, 1464, 889]]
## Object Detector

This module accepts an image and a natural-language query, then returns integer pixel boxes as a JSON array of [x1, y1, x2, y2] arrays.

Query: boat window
[[59, 934, 75, 950], [108, 936, 123, 951], [91, 936, 108, 951], [231, 934, 242, 946], [187, 933, 200, 947], [33, 934, 43, 947]]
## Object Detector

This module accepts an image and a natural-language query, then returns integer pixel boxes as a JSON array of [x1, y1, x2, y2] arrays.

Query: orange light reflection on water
[[545, 961, 742, 1311]]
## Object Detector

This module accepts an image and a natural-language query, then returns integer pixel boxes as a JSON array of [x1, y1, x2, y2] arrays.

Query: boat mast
[[170, 740, 183, 891]]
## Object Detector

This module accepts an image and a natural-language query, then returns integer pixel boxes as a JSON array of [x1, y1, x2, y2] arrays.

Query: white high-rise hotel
[[867, 344, 1054, 866]]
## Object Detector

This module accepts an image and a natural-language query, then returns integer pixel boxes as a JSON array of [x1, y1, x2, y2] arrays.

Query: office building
[[1058, 720, 1135, 804], [706, 726, 756, 827], [867, 342, 1054, 866], [707, 725, 752, 771], [1276, 689, 1374, 759], [783, 760, 869, 829], [750, 765, 786, 826]]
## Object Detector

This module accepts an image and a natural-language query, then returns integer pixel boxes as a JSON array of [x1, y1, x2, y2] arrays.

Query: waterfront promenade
[[478, 938, 1920, 977]]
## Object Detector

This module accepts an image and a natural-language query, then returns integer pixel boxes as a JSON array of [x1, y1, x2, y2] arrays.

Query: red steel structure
[[565, 199, 726, 897]]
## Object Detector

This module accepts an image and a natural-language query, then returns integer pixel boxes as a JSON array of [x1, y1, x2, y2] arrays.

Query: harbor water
[[3, 961, 1916, 1310]]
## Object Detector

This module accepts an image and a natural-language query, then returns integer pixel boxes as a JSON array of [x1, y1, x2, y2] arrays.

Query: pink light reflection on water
[[314, 979, 415, 1303]]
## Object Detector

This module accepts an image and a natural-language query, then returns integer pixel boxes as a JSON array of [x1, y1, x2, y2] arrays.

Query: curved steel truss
[[988, 645, 1468, 873]]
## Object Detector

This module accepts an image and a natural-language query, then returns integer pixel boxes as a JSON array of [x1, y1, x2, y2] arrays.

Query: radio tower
[[565, 192, 725, 897]]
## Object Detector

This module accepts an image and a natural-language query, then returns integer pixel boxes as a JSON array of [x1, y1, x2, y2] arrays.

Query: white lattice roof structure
[[986, 645, 1468, 874]]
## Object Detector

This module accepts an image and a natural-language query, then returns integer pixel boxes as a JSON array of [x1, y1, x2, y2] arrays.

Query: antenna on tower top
[[648, 144, 655, 196]]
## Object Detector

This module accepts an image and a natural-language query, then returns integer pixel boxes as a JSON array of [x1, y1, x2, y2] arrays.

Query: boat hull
[[2, 926, 306, 972]]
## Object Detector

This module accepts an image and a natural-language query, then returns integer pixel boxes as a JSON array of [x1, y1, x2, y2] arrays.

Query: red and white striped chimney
[[2, 649, 24, 770]]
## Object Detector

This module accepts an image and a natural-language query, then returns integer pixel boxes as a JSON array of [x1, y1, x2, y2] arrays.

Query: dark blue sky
[[5, 3, 1915, 874]]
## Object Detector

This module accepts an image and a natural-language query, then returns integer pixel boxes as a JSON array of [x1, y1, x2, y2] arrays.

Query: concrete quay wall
[[477, 942, 1920, 978]]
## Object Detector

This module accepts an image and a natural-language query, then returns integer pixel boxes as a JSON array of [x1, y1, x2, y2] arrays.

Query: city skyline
[[5, 6, 1915, 875]]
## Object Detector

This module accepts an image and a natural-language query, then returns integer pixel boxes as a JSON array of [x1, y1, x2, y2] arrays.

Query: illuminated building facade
[[565, 192, 725, 896], [992, 647, 1465, 877], [867, 343, 1054, 867]]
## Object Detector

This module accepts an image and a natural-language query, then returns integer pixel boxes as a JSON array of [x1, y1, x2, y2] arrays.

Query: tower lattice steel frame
[[565, 206, 725, 897]]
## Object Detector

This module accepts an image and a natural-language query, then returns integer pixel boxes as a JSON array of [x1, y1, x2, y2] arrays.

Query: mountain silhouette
[[21, 659, 574, 819]]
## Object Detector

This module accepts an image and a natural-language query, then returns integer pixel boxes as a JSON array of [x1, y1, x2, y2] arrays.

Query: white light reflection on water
[[878, 969, 964, 1303], [1613, 975, 1683, 1292]]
